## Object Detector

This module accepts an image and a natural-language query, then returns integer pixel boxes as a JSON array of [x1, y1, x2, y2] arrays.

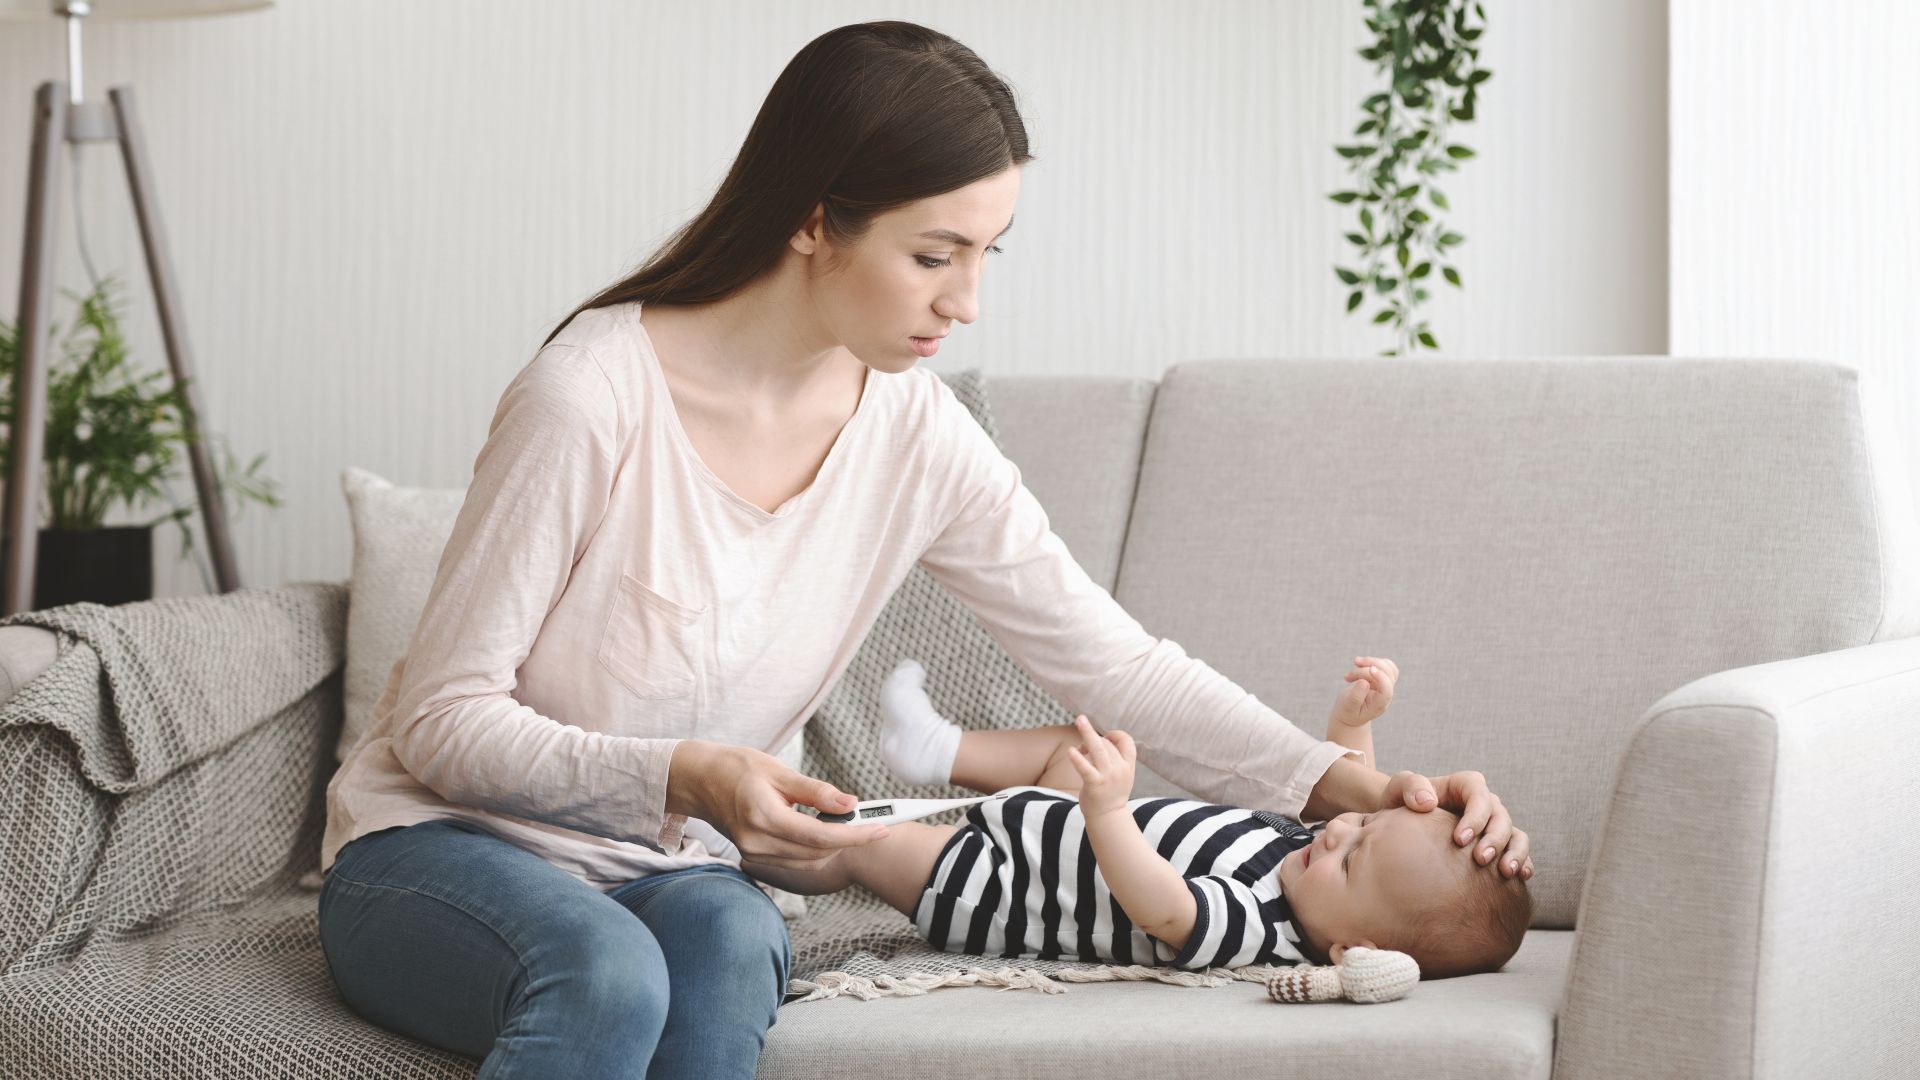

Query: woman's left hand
[[1380, 768, 1532, 880]]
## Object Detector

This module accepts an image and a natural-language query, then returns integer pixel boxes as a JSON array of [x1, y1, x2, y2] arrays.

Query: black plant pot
[[0, 525, 154, 610]]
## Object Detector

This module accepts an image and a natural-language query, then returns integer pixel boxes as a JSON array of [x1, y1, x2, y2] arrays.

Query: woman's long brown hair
[[541, 20, 1036, 348]]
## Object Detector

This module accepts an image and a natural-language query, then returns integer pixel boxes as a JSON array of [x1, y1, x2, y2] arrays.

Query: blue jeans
[[317, 819, 792, 1079]]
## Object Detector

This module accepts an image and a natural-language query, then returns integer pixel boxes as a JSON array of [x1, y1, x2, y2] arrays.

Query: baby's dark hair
[[1395, 847, 1533, 979]]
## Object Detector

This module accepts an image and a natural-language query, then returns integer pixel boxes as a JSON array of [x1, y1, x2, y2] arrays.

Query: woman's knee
[[532, 899, 673, 1028], [633, 870, 792, 993]]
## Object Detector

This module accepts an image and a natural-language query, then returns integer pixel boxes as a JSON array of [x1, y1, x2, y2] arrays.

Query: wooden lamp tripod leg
[[5, 83, 66, 618], [109, 84, 239, 596]]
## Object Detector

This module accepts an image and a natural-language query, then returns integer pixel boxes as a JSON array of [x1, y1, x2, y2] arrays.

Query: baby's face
[[1276, 806, 1472, 960]]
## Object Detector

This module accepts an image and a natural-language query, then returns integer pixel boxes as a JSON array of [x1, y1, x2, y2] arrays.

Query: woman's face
[[804, 165, 1021, 374]]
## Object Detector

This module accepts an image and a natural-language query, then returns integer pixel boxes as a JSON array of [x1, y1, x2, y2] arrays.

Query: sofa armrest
[[1556, 637, 1920, 1080]]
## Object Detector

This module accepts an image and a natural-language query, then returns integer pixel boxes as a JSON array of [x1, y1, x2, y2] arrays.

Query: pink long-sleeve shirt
[[319, 300, 1352, 889]]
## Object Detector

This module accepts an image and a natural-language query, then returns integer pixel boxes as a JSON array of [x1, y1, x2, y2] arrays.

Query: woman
[[317, 19, 1532, 1079]]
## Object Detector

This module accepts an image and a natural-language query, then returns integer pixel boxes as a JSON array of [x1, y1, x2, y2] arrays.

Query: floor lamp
[[2, 0, 271, 616]]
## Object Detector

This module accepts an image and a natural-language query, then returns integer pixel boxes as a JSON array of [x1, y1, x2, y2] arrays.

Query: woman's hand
[[1379, 768, 1533, 880], [668, 741, 889, 872], [1064, 715, 1137, 819]]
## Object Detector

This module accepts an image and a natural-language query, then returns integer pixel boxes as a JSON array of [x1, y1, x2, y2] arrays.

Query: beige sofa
[[2, 357, 1913, 1078]]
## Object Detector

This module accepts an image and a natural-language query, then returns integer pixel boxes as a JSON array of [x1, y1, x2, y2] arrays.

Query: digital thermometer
[[813, 792, 1011, 827]]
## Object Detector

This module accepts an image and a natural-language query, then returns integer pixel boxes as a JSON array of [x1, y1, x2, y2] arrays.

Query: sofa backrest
[[1070, 356, 1920, 929]]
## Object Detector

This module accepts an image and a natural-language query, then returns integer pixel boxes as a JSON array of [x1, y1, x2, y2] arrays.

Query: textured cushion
[[764, 929, 1569, 1079], [337, 465, 466, 762], [0, 624, 59, 707], [1113, 357, 1920, 928]]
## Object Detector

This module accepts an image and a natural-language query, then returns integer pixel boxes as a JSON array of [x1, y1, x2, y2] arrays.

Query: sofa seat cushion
[[760, 929, 1569, 1079], [0, 886, 476, 1079]]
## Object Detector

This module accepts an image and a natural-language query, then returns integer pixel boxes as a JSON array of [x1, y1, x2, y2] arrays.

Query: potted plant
[[1330, 0, 1490, 357], [0, 274, 281, 608]]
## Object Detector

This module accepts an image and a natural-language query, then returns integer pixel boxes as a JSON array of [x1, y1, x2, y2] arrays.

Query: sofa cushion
[[337, 465, 466, 763], [1111, 357, 1920, 928], [983, 374, 1157, 593], [763, 928, 1568, 1079], [0, 887, 476, 1079], [0, 624, 59, 707]]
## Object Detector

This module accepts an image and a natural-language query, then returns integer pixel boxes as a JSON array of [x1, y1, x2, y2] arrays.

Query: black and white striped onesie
[[912, 785, 1320, 971]]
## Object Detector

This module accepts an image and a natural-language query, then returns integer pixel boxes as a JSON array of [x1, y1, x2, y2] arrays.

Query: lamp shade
[[0, 0, 271, 17]]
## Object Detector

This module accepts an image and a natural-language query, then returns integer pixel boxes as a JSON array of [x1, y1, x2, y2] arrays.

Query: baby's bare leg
[[739, 822, 965, 919], [842, 822, 963, 916], [949, 723, 1085, 795]]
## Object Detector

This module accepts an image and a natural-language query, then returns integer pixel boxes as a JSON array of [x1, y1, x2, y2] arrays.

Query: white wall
[[0, 0, 1668, 597], [1669, 0, 1920, 513]]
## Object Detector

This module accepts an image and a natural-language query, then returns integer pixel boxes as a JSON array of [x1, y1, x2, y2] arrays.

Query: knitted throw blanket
[[0, 583, 478, 1077], [781, 369, 1291, 1002]]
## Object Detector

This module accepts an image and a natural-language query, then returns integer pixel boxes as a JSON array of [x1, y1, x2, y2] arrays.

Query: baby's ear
[[1328, 939, 1381, 964]]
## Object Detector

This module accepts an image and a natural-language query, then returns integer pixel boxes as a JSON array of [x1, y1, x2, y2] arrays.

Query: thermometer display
[[813, 792, 1011, 826]]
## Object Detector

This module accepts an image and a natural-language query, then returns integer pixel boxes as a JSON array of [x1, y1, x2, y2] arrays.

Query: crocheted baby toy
[[1266, 946, 1420, 1004]]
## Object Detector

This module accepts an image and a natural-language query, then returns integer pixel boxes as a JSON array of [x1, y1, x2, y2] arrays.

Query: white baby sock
[[878, 658, 962, 787]]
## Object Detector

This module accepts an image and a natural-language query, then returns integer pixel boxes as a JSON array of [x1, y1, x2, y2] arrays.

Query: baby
[[742, 657, 1531, 980]]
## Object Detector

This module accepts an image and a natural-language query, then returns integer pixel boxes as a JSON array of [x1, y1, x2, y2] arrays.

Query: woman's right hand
[[668, 740, 890, 872]]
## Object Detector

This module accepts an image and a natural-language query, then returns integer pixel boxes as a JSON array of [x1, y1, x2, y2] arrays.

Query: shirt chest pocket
[[597, 572, 708, 701]]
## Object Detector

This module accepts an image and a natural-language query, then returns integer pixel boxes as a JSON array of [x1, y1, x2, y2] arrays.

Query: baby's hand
[[1064, 715, 1137, 819], [1332, 656, 1397, 729]]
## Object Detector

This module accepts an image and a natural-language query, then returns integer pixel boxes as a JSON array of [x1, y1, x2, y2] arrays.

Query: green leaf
[[1336, 267, 1363, 285], [1443, 266, 1462, 286], [1337, 145, 1372, 159], [1329, 191, 1361, 204], [1467, 68, 1491, 84], [1407, 209, 1429, 225], [1375, 276, 1398, 293], [1430, 189, 1450, 210], [1438, 231, 1465, 247], [1360, 206, 1374, 231], [1446, 145, 1476, 159], [1355, 119, 1379, 136], [1396, 245, 1410, 269], [1418, 331, 1438, 347], [1372, 309, 1396, 325], [1347, 290, 1364, 312], [1346, 232, 1370, 247], [1410, 261, 1432, 279], [1396, 184, 1422, 200]]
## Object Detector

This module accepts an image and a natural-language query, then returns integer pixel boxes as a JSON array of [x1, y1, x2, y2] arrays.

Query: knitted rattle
[[1266, 946, 1420, 1003]]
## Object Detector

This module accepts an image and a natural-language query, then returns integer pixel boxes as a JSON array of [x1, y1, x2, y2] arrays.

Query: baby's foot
[[878, 658, 961, 786]]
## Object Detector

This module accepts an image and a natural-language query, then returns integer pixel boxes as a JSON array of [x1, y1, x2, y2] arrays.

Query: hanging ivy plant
[[1330, 0, 1490, 356]]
